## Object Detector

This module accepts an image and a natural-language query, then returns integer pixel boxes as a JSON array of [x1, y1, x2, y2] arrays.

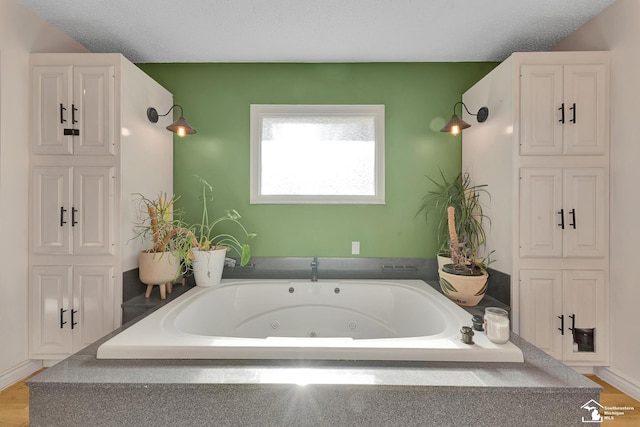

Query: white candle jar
[[484, 307, 510, 344]]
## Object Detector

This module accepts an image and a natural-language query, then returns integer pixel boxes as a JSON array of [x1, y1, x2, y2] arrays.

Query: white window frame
[[250, 104, 385, 204]]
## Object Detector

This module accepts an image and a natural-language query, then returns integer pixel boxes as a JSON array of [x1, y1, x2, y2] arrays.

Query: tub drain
[[348, 321, 358, 330], [308, 329, 318, 337], [270, 320, 280, 330]]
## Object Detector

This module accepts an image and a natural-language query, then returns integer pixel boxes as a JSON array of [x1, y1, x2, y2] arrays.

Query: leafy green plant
[[416, 171, 490, 257], [189, 176, 257, 266]]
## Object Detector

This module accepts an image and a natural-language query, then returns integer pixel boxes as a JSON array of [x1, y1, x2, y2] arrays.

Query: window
[[250, 104, 385, 204]]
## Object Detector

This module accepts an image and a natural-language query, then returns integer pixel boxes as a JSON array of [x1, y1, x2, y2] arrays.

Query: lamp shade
[[441, 115, 471, 136], [166, 116, 196, 137], [147, 105, 197, 137]]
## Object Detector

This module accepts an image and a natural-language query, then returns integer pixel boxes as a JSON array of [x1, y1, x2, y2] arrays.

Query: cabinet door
[[72, 267, 114, 352], [32, 166, 72, 254], [73, 66, 115, 155], [73, 167, 114, 255], [563, 64, 607, 155], [520, 168, 563, 258], [30, 266, 73, 356], [32, 66, 74, 155], [519, 270, 563, 360], [520, 65, 564, 155], [563, 270, 607, 363], [563, 168, 606, 258]]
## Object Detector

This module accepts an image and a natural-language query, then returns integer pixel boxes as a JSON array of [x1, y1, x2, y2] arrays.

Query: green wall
[[138, 62, 496, 258]]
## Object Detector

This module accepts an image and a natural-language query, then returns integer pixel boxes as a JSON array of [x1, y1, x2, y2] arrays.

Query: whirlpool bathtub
[[97, 279, 524, 362]]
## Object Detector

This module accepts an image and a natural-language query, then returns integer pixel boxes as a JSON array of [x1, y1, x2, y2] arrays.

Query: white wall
[[553, 0, 640, 399], [0, 0, 88, 388]]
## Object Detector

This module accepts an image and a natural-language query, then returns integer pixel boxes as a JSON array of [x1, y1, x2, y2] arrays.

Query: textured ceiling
[[18, 0, 615, 63]]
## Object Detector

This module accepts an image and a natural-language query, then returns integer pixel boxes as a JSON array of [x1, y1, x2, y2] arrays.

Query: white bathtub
[[97, 279, 524, 362]]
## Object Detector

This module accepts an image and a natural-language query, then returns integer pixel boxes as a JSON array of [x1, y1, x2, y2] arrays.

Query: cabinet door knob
[[558, 103, 565, 124], [570, 103, 577, 124], [71, 207, 78, 226]]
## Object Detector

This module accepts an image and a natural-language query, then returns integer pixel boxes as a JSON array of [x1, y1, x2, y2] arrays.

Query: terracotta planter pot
[[192, 247, 227, 287], [139, 251, 180, 285], [438, 266, 489, 307]]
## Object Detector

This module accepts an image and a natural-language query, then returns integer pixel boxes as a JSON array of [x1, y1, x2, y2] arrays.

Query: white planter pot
[[192, 247, 227, 287], [437, 254, 452, 271], [139, 251, 180, 285], [438, 267, 489, 307]]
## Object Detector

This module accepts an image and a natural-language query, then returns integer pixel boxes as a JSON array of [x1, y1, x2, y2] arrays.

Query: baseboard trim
[[596, 367, 640, 401], [0, 360, 43, 391]]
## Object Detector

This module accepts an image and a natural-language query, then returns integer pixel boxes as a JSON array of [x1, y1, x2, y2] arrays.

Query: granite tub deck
[[29, 333, 600, 426]]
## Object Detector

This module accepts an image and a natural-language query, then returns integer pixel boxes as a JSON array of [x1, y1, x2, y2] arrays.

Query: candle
[[485, 307, 510, 344]]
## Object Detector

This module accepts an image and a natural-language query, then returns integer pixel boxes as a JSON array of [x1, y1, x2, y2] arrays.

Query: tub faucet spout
[[311, 257, 319, 282]]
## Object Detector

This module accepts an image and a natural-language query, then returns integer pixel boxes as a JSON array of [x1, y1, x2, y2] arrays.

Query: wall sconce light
[[440, 102, 489, 136], [147, 104, 197, 137]]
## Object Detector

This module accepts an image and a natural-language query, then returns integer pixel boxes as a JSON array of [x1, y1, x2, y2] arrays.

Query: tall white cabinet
[[462, 52, 609, 368], [29, 53, 174, 361]]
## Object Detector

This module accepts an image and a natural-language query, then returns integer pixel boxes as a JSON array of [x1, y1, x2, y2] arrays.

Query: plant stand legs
[[144, 282, 173, 300]]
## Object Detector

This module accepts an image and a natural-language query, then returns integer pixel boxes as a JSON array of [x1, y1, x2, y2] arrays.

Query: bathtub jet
[[97, 279, 524, 363]]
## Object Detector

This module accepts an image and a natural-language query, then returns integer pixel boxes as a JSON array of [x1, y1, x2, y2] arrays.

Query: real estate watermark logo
[[581, 400, 603, 423], [581, 399, 636, 423]]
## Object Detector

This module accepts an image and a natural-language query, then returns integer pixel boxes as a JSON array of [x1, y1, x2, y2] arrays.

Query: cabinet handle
[[72, 104, 78, 124], [569, 209, 576, 229], [60, 207, 67, 226], [71, 207, 78, 226], [71, 309, 78, 329], [558, 314, 564, 335], [568, 314, 576, 332], [557, 209, 565, 229], [60, 104, 67, 124], [570, 103, 576, 123], [60, 308, 68, 328], [558, 103, 565, 124]]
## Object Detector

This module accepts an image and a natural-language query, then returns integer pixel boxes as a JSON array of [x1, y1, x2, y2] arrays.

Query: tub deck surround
[[28, 333, 600, 426], [98, 279, 524, 363]]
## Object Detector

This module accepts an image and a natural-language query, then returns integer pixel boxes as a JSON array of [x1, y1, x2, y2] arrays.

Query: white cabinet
[[462, 51, 609, 367], [29, 266, 114, 357], [31, 166, 114, 255], [520, 167, 606, 258], [29, 53, 174, 361], [520, 63, 607, 156], [32, 65, 115, 155], [520, 270, 607, 364]]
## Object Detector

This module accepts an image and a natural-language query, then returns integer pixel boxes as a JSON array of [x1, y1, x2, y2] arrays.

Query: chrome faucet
[[310, 257, 319, 282]]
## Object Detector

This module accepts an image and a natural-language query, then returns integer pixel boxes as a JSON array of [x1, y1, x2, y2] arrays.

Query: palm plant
[[132, 192, 194, 279], [416, 171, 489, 257]]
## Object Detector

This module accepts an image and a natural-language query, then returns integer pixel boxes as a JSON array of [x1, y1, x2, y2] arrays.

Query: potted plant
[[416, 171, 489, 270], [188, 176, 256, 287], [132, 193, 193, 299], [439, 206, 493, 306]]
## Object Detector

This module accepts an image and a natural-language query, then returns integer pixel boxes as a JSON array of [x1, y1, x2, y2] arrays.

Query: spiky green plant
[[416, 171, 490, 257], [131, 192, 195, 277]]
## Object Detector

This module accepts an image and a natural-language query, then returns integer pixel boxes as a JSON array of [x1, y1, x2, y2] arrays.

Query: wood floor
[[585, 375, 640, 426], [0, 372, 638, 426], [0, 370, 41, 427]]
